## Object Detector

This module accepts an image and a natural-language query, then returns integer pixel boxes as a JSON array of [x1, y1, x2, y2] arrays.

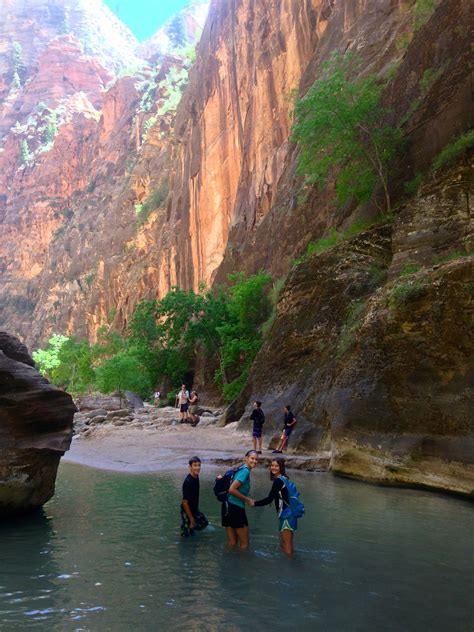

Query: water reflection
[[0, 464, 472, 631]]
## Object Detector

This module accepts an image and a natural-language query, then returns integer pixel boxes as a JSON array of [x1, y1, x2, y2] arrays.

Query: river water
[[0, 463, 472, 631]]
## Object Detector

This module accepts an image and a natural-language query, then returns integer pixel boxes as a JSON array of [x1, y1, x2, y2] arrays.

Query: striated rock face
[[233, 162, 473, 495], [0, 331, 76, 516]]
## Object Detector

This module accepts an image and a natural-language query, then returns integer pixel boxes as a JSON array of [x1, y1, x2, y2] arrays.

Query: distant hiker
[[220, 450, 258, 550], [273, 405, 297, 453], [253, 458, 304, 555], [180, 456, 208, 537], [153, 390, 161, 407], [189, 390, 200, 426], [176, 384, 190, 422], [250, 400, 265, 454]]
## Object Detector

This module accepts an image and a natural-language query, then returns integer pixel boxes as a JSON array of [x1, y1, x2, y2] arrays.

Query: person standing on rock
[[153, 390, 161, 407], [250, 400, 265, 454], [189, 390, 200, 426], [176, 384, 190, 422], [273, 405, 297, 453], [181, 456, 208, 537]]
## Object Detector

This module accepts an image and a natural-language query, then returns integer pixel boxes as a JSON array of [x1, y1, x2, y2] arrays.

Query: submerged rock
[[0, 331, 76, 517]]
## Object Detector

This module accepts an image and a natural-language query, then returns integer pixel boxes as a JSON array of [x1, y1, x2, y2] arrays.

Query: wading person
[[250, 400, 265, 454], [254, 458, 303, 555], [189, 390, 200, 427], [273, 405, 297, 453], [181, 456, 208, 537], [222, 450, 258, 550], [176, 384, 190, 423]]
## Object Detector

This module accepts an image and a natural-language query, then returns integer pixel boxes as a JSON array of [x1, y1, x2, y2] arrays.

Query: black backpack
[[213, 465, 244, 502]]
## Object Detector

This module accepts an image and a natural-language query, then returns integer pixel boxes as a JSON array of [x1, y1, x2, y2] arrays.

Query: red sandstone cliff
[[0, 0, 472, 493]]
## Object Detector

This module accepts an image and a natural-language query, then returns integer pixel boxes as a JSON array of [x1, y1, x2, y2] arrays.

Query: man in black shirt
[[181, 456, 208, 536], [272, 405, 297, 453], [250, 400, 265, 454]]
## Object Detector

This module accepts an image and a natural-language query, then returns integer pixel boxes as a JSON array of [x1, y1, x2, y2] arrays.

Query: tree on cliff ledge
[[292, 52, 402, 214]]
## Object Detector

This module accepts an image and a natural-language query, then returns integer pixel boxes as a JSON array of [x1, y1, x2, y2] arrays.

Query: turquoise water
[[0, 463, 473, 631]]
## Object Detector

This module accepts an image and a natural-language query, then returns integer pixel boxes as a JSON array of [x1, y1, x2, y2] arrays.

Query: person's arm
[[254, 479, 283, 507], [181, 499, 196, 528], [229, 478, 253, 505]]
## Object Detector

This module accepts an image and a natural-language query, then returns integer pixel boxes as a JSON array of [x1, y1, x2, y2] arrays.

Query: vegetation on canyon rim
[[291, 52, 403, 214], [33, 272, 273, 402]]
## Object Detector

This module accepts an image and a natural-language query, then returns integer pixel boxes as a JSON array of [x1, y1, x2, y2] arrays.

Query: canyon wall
[[0, 0, 472, 492]]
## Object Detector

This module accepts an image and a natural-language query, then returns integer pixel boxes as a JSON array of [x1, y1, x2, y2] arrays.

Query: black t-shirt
[[182, 474, 200, 517], [250, 408, 265, 428], [284, 411, 295, 429]]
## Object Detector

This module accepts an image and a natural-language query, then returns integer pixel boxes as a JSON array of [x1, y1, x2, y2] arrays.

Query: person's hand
[[190, 518, 197, 529], [246, 498, 255, 507]]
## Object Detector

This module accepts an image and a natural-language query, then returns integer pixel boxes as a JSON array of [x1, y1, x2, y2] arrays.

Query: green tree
[[33, 334, 69, 380], [95, 350, 152, 398], [215, 272, 272, 401], [292, 52, 403, 213], [168, 14, 187, 48], [20, 139, 32, 164]]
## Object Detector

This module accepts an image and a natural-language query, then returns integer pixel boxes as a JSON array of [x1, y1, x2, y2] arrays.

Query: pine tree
[[168, 15, 187, 49]]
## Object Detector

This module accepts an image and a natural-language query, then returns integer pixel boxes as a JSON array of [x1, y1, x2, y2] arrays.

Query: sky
[[103, 0, 191, 41]]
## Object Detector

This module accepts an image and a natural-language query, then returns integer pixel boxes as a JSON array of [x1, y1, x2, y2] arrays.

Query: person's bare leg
[[257, 437, 262, 452], [235, 526, 249, 550], [252, 436, 257, 451], [226, 527, 238, 549], [280, 529, 294, 555]]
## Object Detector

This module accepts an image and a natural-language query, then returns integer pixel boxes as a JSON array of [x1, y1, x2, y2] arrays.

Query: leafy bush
[[404, 173, 423, 197], [419, 65, 447, 93], [389, 279, 425, 306], [292, 52, 402, 213], [399, 263, 421, 276], [414, 0, 436, 30], [135, 182, 169, 224], [432, 130, 474, 171]]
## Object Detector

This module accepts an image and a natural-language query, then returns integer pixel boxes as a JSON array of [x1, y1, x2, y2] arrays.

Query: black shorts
[[180, 403, 189, 412], [222, 501, 248, 529]]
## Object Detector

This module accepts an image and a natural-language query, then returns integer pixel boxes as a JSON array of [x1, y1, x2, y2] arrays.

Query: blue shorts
[[279, 510, 298, 532], [252, 426, 262, 438]]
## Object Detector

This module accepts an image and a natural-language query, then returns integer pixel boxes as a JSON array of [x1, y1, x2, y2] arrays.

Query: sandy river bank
[[63, 421, 330, 473]]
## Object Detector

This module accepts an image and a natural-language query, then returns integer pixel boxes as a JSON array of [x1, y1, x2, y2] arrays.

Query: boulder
[[0, 331, 76, 517]]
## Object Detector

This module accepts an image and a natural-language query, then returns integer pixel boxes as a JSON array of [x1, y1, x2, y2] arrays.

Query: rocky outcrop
[[234, 161, 473, 495], [0, 331, 75, 516]]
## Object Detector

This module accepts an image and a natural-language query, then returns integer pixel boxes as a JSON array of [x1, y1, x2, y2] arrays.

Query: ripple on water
[[0, 466, 472, 631]]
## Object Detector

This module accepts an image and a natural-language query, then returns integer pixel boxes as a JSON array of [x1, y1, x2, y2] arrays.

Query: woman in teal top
[[222, 450, 258, 550]]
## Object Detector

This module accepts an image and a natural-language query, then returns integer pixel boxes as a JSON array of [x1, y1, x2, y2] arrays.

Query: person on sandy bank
[[176, 384, 190, 423], [273, 405, 297, 453], [180, 456, 208, 537], [188, 390, 200, 427], [221, 450, 258, 550], [249, 400, 265, 454], [253, 458, 301, 555]]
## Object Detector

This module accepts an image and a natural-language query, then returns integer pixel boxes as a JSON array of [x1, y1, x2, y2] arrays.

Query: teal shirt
[[228, 465, 250, 508]]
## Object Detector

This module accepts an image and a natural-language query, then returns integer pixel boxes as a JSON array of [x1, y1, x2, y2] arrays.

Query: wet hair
[[284, 404, 291, 411], [245, 450, 258, 458], [270, 458, 286, 480], [254, 400, 262, 407], [189, 456, 201, 465]]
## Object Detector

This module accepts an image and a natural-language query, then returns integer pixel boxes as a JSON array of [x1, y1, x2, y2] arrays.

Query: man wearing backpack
[[249, 400, 265, 454]]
